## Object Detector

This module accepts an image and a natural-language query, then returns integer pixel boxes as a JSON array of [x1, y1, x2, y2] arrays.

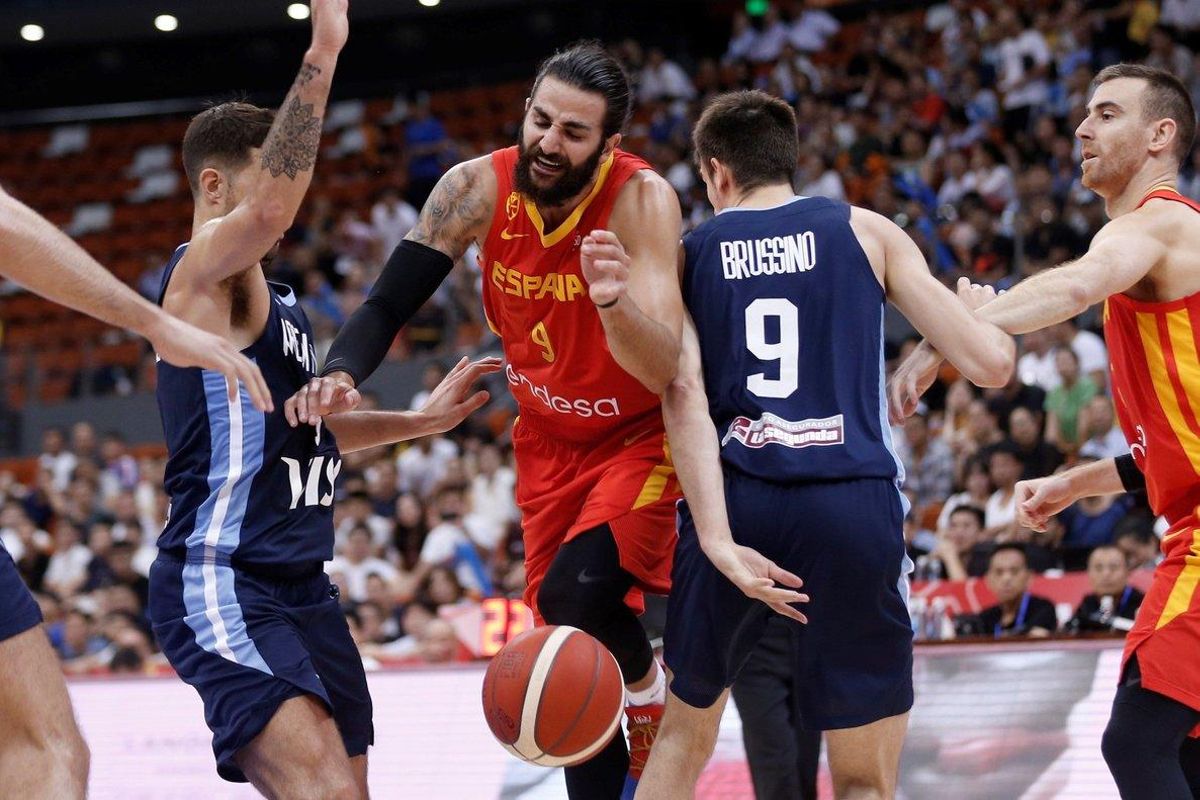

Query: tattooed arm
[[284, 157, 496, 424], [179, 0, 348, 286]]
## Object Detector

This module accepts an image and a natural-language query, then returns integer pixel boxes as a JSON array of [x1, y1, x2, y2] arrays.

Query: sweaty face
[[515, 77, 611, 207], [1076, 78, 1153, 195]]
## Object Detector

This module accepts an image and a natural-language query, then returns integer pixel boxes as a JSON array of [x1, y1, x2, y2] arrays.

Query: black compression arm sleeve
[[321, 239, 454, 385], [1115, 453, 1146, 492]]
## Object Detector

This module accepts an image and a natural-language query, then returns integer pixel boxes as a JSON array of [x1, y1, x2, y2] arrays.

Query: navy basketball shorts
[[664, 473, 914, 730], [0, 540, 42, 642], [149, 552, 373, 782]]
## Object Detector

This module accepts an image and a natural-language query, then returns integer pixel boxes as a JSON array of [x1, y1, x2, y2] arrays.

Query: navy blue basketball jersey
[[155, 244, 340, 565], [682, 196, 903, 485]]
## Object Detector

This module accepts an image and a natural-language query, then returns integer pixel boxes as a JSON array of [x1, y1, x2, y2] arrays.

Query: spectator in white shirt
[[328, 525, 399, 603], [335, 491, 394, 553], [984, 444, 1023, 540], [470, 444, 518, 534], [396, 433, 459, 498], [43, 520, 93, 599], [0, 505, 51, 567], [725, 11, 760, 64], [416, 493, 484, 593], [1016, 327, 1061, 392], [1161, 0, 1200, 35], [38, 428, 77, 493], [995, 7, 1052, 115], [370, 188, 419, 259], [638, 48, 696, 103], [788, 2, 841, 52], [1052, 319, 1108, 390], [747, 6, 791, 63]]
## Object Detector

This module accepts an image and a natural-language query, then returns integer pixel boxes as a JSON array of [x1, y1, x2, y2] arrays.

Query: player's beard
[[514, 133, 605, 208]]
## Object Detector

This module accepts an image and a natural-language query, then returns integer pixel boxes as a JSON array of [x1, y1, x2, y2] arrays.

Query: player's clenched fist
[[285, 371, 361, 426], [1015, 474, 1077, 532], [580, 229, 630, 309]]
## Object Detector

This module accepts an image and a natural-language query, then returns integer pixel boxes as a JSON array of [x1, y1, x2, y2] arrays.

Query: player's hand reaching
[[887, 341, 942, 424], [419, 356, 503, 433], [580, 229, 630, 309], [309, 0, 350, 55], [285, 371, 361, 427], [1016, 475, 1078, 532], [147, 313, 273, 413], [956, 276, 998, 311], [704, 540, 809, 623]]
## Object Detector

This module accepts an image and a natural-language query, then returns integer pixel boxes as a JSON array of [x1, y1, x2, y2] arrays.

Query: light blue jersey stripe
[[877, 314, 914, 611], [182, 370, 271, 675]]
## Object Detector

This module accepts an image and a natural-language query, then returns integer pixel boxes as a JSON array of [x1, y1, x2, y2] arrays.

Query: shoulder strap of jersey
[[590, 149, 654, 228], [486, 146, 520, 243], [156, 243, 190, 306], [1138, 188, 1200, 213]]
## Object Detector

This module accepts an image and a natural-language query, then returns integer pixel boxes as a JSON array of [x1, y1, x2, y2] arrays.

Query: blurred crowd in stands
[[9, 0, 1200, 669]]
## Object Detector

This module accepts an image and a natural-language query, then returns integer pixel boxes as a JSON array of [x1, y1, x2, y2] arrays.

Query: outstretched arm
[[177, 0, 348, 287], [286, 158, 497, 427], [324, 356, 501, 452], [0, 186, 273, 410], [890, 211, 1167, 419], [1015, 457, 1129, 531], [662, 312, 808, 621], [583, 172, 684, 394], [852, 207, 1014, 387]]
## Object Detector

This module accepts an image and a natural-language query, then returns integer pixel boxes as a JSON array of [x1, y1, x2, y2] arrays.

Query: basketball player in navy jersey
[[633, 91, 1015, 799], [146, 3, 497, 797], [0, 189, 271, 800]]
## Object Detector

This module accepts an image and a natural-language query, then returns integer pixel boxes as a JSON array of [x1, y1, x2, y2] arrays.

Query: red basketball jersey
[[480, 146, 661, 443], [1104, 189, 1200, 525]]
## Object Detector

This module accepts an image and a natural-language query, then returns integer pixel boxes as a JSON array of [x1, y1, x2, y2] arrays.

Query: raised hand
[[310, 0, 350, 54], [704, 540, 809, 623], [420, 356, 503, 433], [285, 371, 361, 427], [580, 229, 630, 309], [148, 314, 273, 412]]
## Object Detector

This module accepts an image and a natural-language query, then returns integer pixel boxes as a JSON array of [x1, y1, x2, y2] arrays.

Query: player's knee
[[661, 710, 719, 762], [1101, 713, 1146, 779], [537, 568, 619, 630]]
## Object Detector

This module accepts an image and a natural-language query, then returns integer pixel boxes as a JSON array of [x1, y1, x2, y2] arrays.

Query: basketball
[[481, 625, 625, 767]]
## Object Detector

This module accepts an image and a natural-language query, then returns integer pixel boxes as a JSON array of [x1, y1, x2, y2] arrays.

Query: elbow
[[249, 198, 295, 239], [1066, 279, 1095, 318], [663, 371, 703, 408]]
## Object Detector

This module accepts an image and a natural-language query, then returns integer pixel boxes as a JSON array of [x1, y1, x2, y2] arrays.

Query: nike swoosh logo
[[577, 569, 614, 584], [501, 228, 529, 240], [624, 431, 647, 446]]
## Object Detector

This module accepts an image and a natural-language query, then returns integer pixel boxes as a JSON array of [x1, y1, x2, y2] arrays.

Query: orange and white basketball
[[481, 625, 625, 767]]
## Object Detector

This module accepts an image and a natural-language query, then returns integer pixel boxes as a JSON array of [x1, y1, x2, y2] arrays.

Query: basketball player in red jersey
[[891, 64, 1200, 798], [286, 42, 683, 798]]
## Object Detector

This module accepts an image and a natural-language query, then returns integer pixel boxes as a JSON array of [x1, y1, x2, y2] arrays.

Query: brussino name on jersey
[[720, 231, 817, 280]]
